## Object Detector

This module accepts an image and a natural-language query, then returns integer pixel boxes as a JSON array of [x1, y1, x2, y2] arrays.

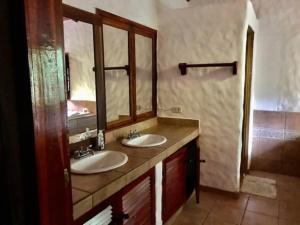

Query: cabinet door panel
[[163, 147, 187, 222], [122, 170, 155, 225]]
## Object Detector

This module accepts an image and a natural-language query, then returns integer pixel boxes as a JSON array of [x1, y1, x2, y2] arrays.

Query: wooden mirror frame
[[62, 4, 106, 132], [62, 5, 157, 134], [96, 8, 157, 131]]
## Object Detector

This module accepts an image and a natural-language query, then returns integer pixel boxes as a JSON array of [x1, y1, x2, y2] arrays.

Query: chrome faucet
[[127, 130, 141, 140], [73, 145, 94, 159]]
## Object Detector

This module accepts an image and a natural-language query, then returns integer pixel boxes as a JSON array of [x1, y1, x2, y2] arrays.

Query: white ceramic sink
[[122, 134, 167, 148], [71, 151, 128, 174]]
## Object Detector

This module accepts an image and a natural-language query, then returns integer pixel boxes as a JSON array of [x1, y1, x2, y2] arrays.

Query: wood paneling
[[163, 147, 187, 222], [73, 168, 155, 225], [0, 0, 40, 224], [24, 0, 73, 224], [121, 168, 155, 225]]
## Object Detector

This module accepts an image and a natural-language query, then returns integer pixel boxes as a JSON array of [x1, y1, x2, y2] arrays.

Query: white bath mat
[[241, 175, 277, 199]]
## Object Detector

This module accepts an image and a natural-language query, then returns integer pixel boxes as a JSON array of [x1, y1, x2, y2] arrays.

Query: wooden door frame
[[2, 0, 74, 224], [0, 0, 40, 224], [240, 26, 255, 182]]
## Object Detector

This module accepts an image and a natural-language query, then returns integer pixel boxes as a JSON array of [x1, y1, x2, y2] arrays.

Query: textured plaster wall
[[157, 0, 257, 192], [103, 25, 130, 122], [136, 34, 153, 114], [62, 0, 158, 29], [252, 0, 300, 112], [64, 20, 96, 101]]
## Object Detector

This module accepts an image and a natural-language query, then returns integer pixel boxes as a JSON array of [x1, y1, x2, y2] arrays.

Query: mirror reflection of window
[[103, 25, 131, 126], [63, 18, 97, 140], [135, 34, 153, 115]]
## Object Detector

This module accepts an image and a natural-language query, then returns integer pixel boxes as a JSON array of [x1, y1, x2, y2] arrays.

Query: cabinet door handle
[[200, 159, 206, 163], [111, 213, 130, 225], [121, 213, 130, 220]]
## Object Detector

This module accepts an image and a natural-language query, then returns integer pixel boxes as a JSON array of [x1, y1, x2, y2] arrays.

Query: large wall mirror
[[97, 9, 157, 130], [135, 33, 156, 118], [103, 24, 132, 128], [63, 5, 105, 144], [62, 5, 157, 143]]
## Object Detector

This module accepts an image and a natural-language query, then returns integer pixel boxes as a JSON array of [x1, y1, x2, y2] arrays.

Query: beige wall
[[252, 0, 300, 112], [157, 0, 258, 192]]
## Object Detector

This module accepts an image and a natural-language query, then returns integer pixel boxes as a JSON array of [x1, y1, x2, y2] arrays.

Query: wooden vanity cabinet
[[162, 140, 198, 223], [162, 147, 187, 222], [74, 169, 155, 225], [121, 169, 155, 225]]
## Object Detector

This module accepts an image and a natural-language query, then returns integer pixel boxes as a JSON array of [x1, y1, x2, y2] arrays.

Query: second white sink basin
[[71, 151, 128, 174], [122, 134, 167, 148]]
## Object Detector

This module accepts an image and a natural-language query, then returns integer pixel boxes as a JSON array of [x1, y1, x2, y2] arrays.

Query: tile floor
[[173, 171, 300, 225]]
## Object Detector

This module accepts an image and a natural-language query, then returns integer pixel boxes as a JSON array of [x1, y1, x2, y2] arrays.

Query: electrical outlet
[[171, 106, 182, 113]]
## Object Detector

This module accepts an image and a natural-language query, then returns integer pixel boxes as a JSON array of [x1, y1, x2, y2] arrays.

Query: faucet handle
[[74, 150, 81, 159]]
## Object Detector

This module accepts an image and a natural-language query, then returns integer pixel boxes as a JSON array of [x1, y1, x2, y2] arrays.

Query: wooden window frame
[[62, 4, 106, 131], [62, 4, 158, 132], [96, 8, 158, 131]]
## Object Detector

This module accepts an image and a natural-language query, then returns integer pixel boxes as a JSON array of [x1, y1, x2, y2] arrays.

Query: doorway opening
[[240, 26, 255, 182]]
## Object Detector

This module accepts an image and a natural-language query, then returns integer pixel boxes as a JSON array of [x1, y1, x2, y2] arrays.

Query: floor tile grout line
[[239, 194, 250, 225], [201, 210, 210, 225], [200, 198, 216, 225]]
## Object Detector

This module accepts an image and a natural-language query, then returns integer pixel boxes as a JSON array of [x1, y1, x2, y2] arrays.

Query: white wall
[[64, 20, 96, 101], [63, 0, 158, 29], [252, 0, 300, 112], [157, 0, 257, 192]]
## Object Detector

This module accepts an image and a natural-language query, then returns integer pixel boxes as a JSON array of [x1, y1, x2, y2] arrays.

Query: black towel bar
[[178, 61, 237, 75]]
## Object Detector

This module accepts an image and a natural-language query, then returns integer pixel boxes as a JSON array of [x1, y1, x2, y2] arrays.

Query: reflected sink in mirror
[[71, 151, 128, 174], [122, 134, 167, 148]]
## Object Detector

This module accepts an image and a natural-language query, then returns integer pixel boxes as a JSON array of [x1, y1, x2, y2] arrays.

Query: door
[[121, 169, 155, 225], [24, 0, 73, 224], [241, 26, 255, 180], [163, 147, 187, 222]]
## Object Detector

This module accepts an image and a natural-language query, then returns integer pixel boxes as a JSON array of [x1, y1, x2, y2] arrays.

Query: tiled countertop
[[71, 118, 200, 220]]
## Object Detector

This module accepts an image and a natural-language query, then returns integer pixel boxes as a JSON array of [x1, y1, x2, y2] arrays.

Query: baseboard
[[199, 185, 240, 199], [164, 206, 183, 225]]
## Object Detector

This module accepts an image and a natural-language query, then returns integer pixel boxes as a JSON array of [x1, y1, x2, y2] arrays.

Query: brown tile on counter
[[157, 117, 199, 127], [114, 156, 152, 184], [72, 188, 91, 204], [114, 155, 149, 173], [253, 110, 285, 129], [71, 170, 125, 194], [285, 112, 300, 131], [73, 195, 93, 220], [92, 175, 126, 207], [143, 125, 199, 144], [116, 156, 152, 184], [105, 141, 166, 159]]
